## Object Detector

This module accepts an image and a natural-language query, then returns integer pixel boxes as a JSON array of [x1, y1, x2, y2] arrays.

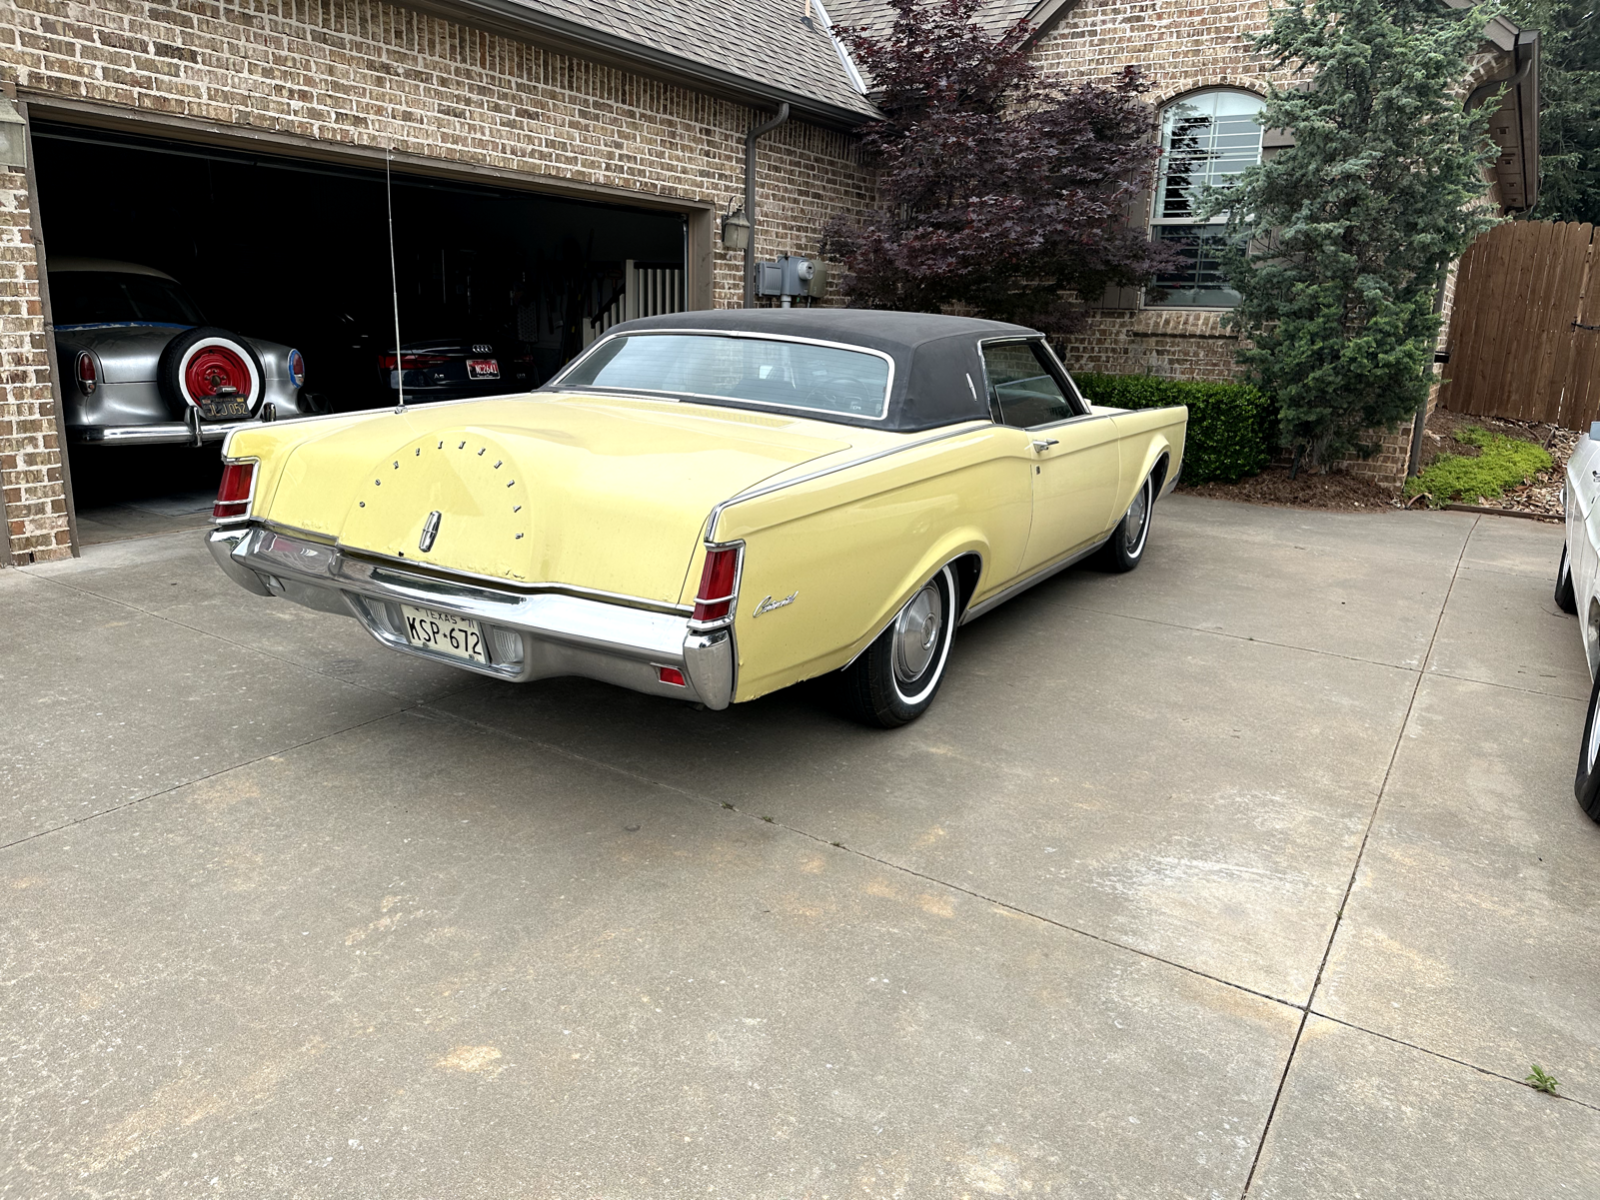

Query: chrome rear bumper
[[207, 525, 733, 708], [75, 416, 267, 446]]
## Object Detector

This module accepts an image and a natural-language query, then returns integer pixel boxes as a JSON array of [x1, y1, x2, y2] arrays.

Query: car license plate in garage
[[200, 399, 250, 420], [400, 605, 488, 664]]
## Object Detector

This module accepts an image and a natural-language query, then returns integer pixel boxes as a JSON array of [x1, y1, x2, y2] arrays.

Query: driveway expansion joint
[[1240, 515, 1478, 1198], [0, 708, 405, 856], [18, 564, 457, 706], [1306, 1010, 1600, 1115], [416, 700, 1308, 1013]]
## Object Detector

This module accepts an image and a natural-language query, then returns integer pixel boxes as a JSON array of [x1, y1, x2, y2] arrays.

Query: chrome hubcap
[[893, 580, 944, 684], [1124, 480, 1150, 554]]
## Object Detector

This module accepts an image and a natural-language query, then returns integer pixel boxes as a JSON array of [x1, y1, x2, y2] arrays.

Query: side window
[[1148, 88, 1265, 307], [982, 341, 1079, 428]]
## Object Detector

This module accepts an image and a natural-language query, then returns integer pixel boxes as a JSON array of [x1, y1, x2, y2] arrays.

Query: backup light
[[213, 460, 256, 522], [692, 544, 742, 625]]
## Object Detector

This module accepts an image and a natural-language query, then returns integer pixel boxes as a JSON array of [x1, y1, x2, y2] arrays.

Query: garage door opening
[[29, 120, 691, 541]]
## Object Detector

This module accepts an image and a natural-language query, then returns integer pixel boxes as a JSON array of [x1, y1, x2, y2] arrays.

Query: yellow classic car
[[207, 310, 1187, 726]]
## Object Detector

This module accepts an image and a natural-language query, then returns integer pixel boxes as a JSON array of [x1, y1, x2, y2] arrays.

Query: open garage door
[[28, 120, 690, 537]]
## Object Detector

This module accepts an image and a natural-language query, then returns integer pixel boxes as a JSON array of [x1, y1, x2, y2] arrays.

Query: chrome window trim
[[702, 420, 992, 539], [547, 328, 898, 422], [975, 335, 1089, 428]]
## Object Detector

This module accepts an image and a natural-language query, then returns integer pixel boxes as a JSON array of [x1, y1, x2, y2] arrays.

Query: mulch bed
[[1180, 407, 1576, 517], [1412, 407, 1573, 520], [1180, 465, 1400, 511]]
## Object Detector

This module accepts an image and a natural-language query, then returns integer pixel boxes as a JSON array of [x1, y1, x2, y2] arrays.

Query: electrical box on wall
[[755, 255, 828, 304]]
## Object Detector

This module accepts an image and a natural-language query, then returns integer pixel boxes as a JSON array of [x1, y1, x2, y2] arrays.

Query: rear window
[[50, 271, 206, 327], [556, 333, 892, 419]]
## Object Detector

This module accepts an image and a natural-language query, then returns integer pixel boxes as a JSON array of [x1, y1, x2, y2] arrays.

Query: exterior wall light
[[0, 98, 27, 171], [721, 206, 751, 252]]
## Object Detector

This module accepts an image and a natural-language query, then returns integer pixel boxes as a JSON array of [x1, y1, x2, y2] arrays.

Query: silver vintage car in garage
[[51, 259, 317, 445]]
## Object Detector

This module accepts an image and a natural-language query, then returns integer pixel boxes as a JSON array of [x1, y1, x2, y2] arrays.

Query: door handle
[[1031, 439, 1059, 453]]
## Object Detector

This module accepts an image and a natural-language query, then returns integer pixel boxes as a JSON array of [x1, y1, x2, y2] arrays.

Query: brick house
[[0, 0, 1538, 564], [831, 0, 1541, 486], [0, 0, 877, 564]]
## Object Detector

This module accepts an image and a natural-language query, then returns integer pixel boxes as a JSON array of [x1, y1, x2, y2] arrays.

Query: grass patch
[[1404, 426, 1551, 507]]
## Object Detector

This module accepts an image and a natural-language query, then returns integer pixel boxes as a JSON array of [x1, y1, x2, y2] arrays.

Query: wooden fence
[[1441, 220, 1600, 428]]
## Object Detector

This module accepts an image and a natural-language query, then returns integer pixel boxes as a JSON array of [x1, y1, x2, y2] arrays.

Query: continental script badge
[[752, 592, 797, 618]]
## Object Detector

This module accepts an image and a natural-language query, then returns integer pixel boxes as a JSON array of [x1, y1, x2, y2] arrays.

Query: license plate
[[400, 605, 488, 664], [200, 399, 249, 420], [467, 358, 500, 380]]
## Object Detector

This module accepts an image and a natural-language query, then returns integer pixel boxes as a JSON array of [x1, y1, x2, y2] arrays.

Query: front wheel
[[1575, 669, 1600, 823], [1099, 473, 1155, 573], [1556, 543, 1578, 614], [840, 563, 959, 728]]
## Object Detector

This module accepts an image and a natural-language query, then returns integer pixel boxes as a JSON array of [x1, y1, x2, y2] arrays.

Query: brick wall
[[1027, 0, 1510, 490], [1030, 0, 1285, 383], [0, 0, 874, 560], [0, 149, 70, 562]]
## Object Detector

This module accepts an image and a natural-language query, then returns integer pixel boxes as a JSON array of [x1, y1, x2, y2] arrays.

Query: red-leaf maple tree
[[823, 0, 1177, 334]]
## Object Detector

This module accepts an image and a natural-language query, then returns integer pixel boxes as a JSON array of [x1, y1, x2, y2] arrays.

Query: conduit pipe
[[743, 103, 790, 308]]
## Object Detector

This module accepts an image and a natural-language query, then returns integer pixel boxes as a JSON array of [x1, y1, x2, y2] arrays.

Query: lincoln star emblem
[[752, 592, 797, 618], [419, 511, 442, 552]]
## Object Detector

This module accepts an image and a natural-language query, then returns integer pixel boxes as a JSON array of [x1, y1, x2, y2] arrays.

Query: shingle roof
[[822, 0, 1039, 40], [461, 0, 877, 122]]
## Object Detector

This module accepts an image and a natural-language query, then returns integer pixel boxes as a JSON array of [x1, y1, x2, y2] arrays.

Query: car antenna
[[386, 145, 406, 414]]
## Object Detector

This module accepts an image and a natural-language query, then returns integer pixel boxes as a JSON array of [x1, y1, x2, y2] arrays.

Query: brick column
[[0, 94, 73, 565]]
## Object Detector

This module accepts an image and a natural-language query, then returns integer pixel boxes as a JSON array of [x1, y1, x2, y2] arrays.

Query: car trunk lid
[[258, 393, 857, 605]]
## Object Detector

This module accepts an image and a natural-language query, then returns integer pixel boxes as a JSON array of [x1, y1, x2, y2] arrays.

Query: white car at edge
[[1559, 422, 1600, 821]]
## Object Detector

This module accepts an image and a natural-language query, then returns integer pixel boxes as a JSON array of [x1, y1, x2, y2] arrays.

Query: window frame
[[977, 336, 1091, 430], [1147, 87, 1267, 310]]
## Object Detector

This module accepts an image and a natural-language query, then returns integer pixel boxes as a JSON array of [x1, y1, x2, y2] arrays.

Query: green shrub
[[1404, 427, 1552, 506], [1075, 373, 1273, 484]]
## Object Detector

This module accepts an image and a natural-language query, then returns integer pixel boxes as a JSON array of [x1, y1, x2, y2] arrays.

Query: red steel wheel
[[157, 326, 266, 418]]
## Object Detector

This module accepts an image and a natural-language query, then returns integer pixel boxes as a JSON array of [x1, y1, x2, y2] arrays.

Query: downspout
[[1410, 46, 1535, 478], [743, 103, 790, 308]]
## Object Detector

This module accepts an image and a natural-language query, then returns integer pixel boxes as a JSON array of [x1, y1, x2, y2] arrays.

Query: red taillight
[[380, 354, 450, 370], [657, 666, 686, 687], [214, 460, 255, 521], [76, 351, 97, 395], [692, 545, 740, 624]]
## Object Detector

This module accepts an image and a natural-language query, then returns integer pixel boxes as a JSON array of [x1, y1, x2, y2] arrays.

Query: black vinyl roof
[[557, 308, 1044, 432]]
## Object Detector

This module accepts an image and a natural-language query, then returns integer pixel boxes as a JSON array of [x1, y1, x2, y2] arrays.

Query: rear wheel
[[1556, 543, 1578, 614], [840, 563, 959, 728], [1099, 472, 1155, 573], [1574, 669, 1600, 822]]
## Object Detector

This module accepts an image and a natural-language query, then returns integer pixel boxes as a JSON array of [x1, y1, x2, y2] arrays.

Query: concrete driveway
[[3, 496, 1597, 1198]]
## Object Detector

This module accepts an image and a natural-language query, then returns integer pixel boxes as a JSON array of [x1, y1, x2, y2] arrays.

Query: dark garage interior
[[30, 121, 688, 532]]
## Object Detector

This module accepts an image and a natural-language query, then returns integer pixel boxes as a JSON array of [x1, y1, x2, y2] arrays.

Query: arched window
[[1148, 89, 1266, 307]]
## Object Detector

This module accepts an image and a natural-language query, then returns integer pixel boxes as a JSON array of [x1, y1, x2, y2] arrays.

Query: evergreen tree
[[823, 0, 1177, 334], [1214, 0, 1501, 468], [1509, 0, 1600, 224]]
